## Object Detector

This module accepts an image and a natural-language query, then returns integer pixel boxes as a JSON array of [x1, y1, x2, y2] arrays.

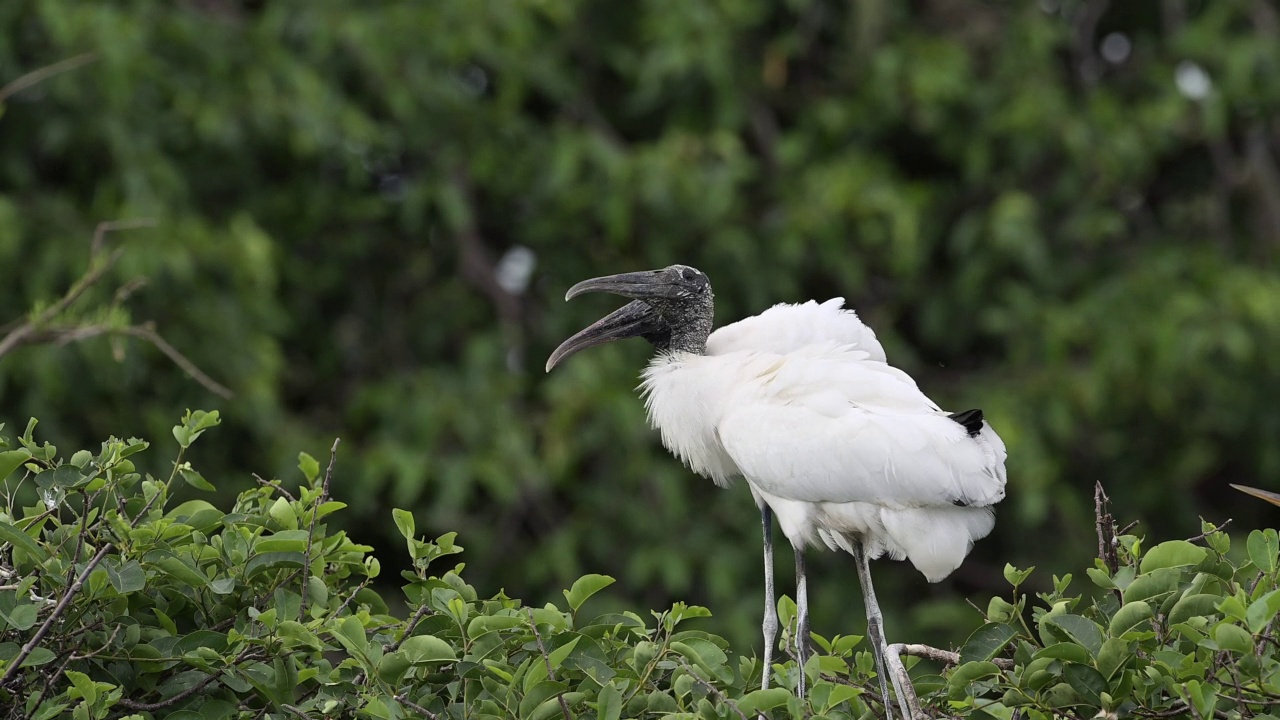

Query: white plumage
[[546, 267, 1008, 715], [640, 297, 1006, 581]]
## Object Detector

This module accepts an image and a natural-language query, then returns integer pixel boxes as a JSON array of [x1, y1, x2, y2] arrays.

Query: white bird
[[546, 265, 1007, 716]]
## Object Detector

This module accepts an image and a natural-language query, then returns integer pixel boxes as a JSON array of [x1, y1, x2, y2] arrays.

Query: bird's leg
[[853, 542, 899, 720], [794, 546, 811, 697], [760, 506, 778, 692]]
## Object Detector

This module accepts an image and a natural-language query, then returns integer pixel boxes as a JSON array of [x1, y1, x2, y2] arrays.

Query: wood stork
[[546, 265, 1007, 716]]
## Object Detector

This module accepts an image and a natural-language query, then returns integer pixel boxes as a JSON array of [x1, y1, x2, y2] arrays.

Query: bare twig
[[1095, 483, 1119, 574], [90, 219, 157, 257], [819, 671, 883, 706], [395, 693, 441, 719], [676, 659, 748, 720], [388, 603, 433, 653], [300, 438, 340, 618], [0, 543, 113, 689], [252, 473, 297, 502], [0, 53, 97, 104], [0, 246, 126, 358], [1186, 519, 1232, 544], [114, 647, 260, 712], [526, 608, 574, 720], [889, 643, 1014, 671], [0, 220, 233, 399], [122, 324, 233, 399]]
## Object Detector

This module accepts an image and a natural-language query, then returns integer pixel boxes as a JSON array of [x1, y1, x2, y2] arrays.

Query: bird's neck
[[650, 297, 713, 356]]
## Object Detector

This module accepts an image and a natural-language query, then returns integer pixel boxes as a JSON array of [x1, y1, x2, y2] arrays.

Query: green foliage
[[4, 0, 1280, 653], [4, 415, 1280, 718]]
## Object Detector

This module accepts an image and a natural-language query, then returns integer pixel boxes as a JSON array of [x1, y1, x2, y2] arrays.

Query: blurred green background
[[2, 0, 1279, 651]]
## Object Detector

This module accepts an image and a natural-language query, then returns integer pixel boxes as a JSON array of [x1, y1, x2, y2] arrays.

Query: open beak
[[564, 270, 684, 301], [1231, 484, 1280, 508], [546, 270, 680, 372]]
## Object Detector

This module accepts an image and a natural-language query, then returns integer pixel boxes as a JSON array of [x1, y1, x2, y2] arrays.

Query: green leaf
[[392, 508, 415, 541], [948, 660, 1001, 692], [399, 634, 456, 663], [0, 449, 31, 482], [1034, 643, 1092, 665], [1063, 663, 1106, 706], [1108, 601, 1153, 637], [268, 497, 298, 530], [960, 623, 1018, 663], [1169, 593, 1224, 625], [245, 552, 306, 579], [64, 670, 98, 705], [1122, 567, 1182, 605], [1046, 615, 1104, 656], [277, 620, 324, 650], [21, 647, 56, 667], [0, 603, 37, 631], [519, 680, 568, 718], [1248, 529, 1279, 574], [1003, 563, 1034, 588], [1139, 540, 1207, 573], [564, 574, 615, 612], [735, 688, 792, 714], [547, 635, 581, 671], [377, 651, 411, 684], [331, 616, 369, 657], [179, 468, 216, 492], [0, 521, 49, 563], [255, 530, 311, 554], [1094, 637, 1133, 680], [1214, 623, 1254, 654], [34, 465, 83, 491], [596, 682, 623, 720], [152, 555, 210, 587], [1246, 589, 1280, 633], [297, 452, 320, 483], [106, 560, 146, 594]]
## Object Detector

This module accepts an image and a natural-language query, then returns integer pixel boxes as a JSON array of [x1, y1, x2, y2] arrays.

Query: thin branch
[[300, 438, 340, 618], [0, 53, 97, 104], [252, 473, 297, 502], [388, 603, 433, 653], [121, 324, 233, 399], [0, 543, 113, 689], [889, 643, 1014, 671], [527, 608, 574, 720], [114, 647, 259, 712], [676, 659, 748, 720], [395, 693, 441, 720], [1186, 519, 1232, 544], [90, 218, 157, 257], [0, 246, 126, 358]]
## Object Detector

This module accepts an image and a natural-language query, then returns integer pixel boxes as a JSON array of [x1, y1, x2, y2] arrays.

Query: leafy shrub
[[1, 413, 1277, 719]]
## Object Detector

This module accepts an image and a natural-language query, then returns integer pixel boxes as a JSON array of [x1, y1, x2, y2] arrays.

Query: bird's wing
[[706, 298, 886, 361], [716, 345, 1006, 509]]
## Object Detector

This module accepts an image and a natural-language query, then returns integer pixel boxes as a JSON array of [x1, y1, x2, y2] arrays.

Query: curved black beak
[[546, 300, 664, 372], [564, 269, 686, 302], [547, 269, 685, 372]]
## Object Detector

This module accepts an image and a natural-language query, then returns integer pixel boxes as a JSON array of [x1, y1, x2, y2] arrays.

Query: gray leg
[[794, 546, 810, 697], [853, 543, 899, 720], [760, 507, 778, 692]]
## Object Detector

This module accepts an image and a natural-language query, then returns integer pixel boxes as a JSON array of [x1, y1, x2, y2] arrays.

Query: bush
[[1, 413, 1278, 719]]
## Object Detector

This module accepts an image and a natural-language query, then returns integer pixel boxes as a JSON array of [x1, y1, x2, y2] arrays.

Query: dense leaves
[[2, 1, 1279, 649], [4, 416, 1280, 718]]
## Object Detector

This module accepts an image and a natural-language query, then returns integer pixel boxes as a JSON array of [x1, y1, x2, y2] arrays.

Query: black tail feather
[[948, 408, 984, 438]]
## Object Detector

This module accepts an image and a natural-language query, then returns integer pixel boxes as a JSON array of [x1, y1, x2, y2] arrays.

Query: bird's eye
[[680, 268, 696, 282]]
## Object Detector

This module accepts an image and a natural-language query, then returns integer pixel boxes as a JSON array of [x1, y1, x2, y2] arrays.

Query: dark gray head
[[545, 264, 714, 372]]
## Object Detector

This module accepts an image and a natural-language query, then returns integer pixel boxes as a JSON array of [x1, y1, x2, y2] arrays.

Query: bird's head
[[545, 264, 714, 372]]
